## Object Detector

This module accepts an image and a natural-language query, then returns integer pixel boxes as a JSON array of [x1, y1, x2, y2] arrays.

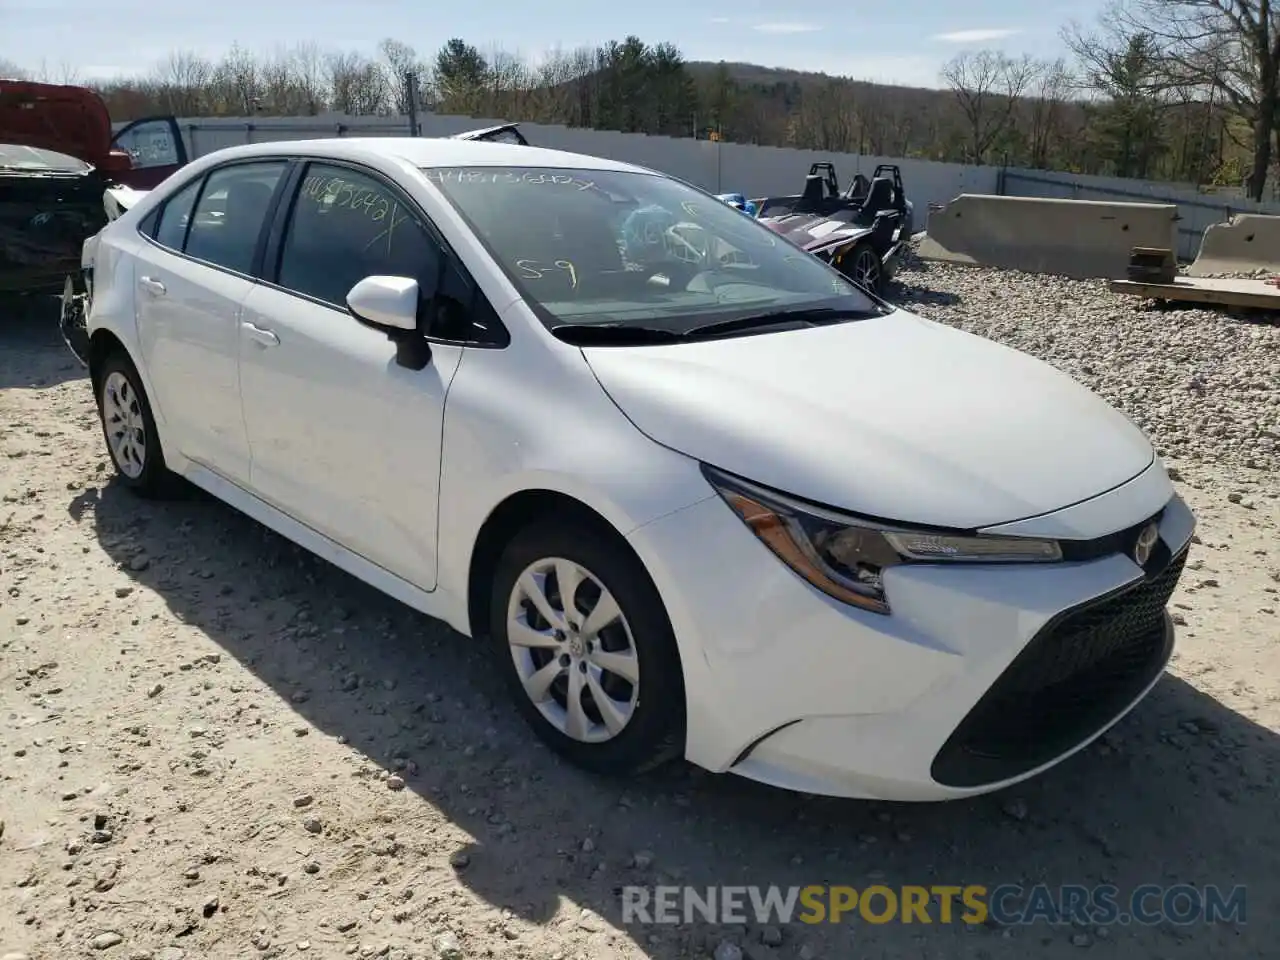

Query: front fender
[[433, 335, 712, 634]]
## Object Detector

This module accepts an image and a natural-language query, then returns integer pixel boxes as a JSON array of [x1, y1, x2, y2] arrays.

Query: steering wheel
[[641, 259, 701, 289], [663, 222, 710, 265]]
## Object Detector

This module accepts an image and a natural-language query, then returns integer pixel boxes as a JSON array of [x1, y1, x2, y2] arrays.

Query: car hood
[[582, 310, 1154, 529], [761, 214, 874, 252], [0, 80, 131, 174]]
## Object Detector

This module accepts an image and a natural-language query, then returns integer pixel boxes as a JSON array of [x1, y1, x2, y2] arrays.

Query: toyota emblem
[[1133, 522, 1160, 567]]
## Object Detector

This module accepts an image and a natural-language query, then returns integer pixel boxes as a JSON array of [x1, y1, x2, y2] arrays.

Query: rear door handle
[[138, 276, 166, 295], [241, 320, 280, 347]]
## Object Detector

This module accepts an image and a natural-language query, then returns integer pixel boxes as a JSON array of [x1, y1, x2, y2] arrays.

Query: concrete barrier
[[917, 194, 1179, 280], [1186, 213, 1280, 276]]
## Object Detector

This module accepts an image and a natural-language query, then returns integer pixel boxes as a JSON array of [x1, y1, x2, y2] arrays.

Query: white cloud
[[931, 28, 1022, 43], [753, 22, 821, 34]]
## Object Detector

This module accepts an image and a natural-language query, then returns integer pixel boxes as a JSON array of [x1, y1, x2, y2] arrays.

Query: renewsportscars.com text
[[621, 883, 1246, 927]]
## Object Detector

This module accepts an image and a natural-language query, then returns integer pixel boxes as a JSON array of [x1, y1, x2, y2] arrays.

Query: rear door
[[111, 117, 188, 189], [132, 159, 290, 483]]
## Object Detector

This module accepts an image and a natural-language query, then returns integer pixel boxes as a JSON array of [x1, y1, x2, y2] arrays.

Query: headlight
[[701, 465, 1062, 615]]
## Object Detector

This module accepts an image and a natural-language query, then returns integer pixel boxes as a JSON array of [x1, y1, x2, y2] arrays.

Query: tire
[[490, 517, 686, 776], [845, 241, 884, 295], [95, 351, 177, 498]]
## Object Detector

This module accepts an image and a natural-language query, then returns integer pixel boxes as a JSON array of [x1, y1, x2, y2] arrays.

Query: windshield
[[422, 165, 886, 333], [0, 143, 89, 173]]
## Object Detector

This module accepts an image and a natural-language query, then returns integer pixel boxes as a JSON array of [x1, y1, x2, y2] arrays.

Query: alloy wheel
[[852, 247, 881, 291], [506, 556, 641, 743]]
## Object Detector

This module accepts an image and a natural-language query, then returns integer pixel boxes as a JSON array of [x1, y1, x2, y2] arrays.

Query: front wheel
[[844, 241, 884, 295], [96, 351, 177, 498], [490, 518, 686, 776]]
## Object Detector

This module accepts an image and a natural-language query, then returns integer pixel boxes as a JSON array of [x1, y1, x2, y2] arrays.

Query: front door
[[111, 116, 189, 190], [237, 161, 464, 590], [133, 159, 288, 483]]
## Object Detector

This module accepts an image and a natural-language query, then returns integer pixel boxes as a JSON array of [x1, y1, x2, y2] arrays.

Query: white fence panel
[[116, 111, 1276, 250]]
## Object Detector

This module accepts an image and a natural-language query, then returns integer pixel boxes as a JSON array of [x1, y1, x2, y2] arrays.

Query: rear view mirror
[[346, 275, 420, 333]]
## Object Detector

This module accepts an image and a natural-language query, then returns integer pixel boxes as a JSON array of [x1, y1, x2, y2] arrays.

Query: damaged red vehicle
[[0, 79, 185, 298]]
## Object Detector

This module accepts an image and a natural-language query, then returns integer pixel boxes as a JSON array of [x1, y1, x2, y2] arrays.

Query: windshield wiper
[[551, 306, 882, 347], [550, 323, 685, 346], [682, 306, 880, 340]]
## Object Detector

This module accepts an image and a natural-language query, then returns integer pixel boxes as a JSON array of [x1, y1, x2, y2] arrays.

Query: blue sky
[[1, 0, 1105, 90]]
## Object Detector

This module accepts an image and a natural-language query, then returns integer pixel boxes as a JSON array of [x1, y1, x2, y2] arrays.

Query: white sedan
[[70, 137, 1195, 801]]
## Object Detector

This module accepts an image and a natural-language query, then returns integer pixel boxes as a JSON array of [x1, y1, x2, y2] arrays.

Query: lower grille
[[931, 547, 1188, 789]]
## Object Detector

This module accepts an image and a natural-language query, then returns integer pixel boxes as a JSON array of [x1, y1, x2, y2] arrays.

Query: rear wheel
[[490, 518, 685, 776], [96, 351, 177, 498]]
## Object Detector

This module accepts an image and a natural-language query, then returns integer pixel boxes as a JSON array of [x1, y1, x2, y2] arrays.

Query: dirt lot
[[2, 276, 1278, 960]]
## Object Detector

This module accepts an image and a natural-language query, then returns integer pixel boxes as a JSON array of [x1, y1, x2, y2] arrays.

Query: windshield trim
[[422, 164, 887, 341]]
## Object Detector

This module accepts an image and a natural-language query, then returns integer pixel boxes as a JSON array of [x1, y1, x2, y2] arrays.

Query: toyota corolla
[[67, 137, 1195, 801]]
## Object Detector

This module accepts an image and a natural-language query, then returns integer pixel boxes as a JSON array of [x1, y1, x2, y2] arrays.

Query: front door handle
[[241, 321, 280, 347], [138, 276, 166, 296]]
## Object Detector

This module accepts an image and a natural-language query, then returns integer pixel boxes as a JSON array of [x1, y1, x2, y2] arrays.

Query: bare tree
[[529, 46, 598, 122], [1064, 18, 1178, 178], [211, 43, 262, 115], [293, 42, 328, 115], [1083, 0, 1280, 198], [154, 50, 212, 115], [28, 58, 82, 84], [1027, 58, 1074, 167], [789, 80, 861, 152], [486, 47, 529, 117], [259, 47, 301, 114], [379, 39, 426, 115], [941, 50, 1039, 163], [325, 50, 388, 115]]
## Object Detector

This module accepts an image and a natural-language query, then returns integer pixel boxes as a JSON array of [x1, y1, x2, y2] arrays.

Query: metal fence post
[[406, 72, 420, 138]]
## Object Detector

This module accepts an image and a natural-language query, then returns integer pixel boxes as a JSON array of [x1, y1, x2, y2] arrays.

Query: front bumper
[[626, 463, 1195, 801]]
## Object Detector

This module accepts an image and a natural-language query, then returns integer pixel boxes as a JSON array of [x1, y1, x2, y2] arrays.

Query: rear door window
[[183, 161, 288, 275]]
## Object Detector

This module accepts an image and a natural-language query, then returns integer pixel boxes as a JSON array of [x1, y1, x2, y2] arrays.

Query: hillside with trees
[[2, 0, 1273, 197]]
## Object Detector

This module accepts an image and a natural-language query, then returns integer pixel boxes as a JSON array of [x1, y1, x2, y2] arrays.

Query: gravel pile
[[888, 255, 1280, 475]]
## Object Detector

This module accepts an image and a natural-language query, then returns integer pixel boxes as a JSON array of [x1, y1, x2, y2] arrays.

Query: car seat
[[792, 175, 826, 215], [854, 177, 896, 226]]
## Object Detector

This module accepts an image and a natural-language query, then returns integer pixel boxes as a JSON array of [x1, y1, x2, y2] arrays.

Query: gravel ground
[[891, 254, 1280, 476], [1, 263, 1278, 960]]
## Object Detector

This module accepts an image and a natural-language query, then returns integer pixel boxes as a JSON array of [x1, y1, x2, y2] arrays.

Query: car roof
[[206, 136, 655, 175]]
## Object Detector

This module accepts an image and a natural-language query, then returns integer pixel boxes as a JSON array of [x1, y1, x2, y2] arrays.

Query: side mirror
[[346, 275, 420, 333], [346, 275, 432, 371]]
